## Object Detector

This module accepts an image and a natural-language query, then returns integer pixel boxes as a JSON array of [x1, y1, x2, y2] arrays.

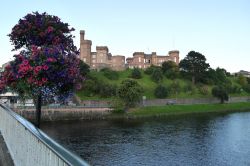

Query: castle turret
[[80, 30, 92, 66], [168, 50, 180, 65]]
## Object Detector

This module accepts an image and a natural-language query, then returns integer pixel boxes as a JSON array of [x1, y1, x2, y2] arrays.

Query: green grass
[[129, 102, 250, 117], [77, 69, 250, 100]]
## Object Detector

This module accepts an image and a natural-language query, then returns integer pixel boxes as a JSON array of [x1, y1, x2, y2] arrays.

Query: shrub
[[101, 68, 119, 80], [151, 68, 163, 83], [243, 84, 250, 93], [117, 79, 143, 108], [198, 85, 209, 95], [144, 65, 160, 75], [154, 85, 168, 98], [131, 68, 142, 79], [212, 86, 229, 104], [169, 81, 181, 95], [183, 82, 196, 94], [99, 83, 117, 97]]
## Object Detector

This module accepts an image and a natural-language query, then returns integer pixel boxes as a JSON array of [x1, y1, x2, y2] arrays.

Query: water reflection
[[42, 112, 250, 166]]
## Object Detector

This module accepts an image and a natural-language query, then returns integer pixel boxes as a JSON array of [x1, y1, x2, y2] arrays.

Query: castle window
[[139, 57, 141, 62], [92, 59, 96, 63], [92, 54, 96, 58]]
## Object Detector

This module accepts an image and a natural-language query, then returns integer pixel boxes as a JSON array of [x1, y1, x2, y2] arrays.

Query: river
[[41, 112, 250, 166]]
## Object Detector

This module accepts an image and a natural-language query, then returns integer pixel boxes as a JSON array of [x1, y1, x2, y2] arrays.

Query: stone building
[[126, 50, 179, 69], [80, 30, 125, 71], [80, 30, 179, 70]]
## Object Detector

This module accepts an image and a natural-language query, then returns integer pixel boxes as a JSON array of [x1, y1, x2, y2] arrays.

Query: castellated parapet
[[79, 30, 179, 70]]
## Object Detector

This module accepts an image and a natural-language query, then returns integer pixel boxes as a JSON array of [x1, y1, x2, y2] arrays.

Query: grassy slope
[[77, 69, 247, 100], [128, 102, 250, 117]]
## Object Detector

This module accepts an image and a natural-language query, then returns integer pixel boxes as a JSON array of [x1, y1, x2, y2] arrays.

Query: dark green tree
[[162, 61, 179, 79], [179, 51, 210, 84], [131, 68, 142, 79], [151, 68, 163, 83], [117, 79, 143, 109], [154, 85, 168, 98], [212, 86, 229, 104]]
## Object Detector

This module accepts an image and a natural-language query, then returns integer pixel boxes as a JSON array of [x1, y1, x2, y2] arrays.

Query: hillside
[[76, 69, 248, 101]]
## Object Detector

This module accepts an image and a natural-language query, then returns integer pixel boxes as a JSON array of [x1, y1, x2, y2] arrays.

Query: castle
[[80, 30, 179, 71]]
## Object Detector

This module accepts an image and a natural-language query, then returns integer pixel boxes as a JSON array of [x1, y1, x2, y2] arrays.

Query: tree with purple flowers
[[0, 12, 84, 127]]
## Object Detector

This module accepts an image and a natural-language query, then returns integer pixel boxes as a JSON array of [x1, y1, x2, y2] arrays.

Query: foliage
[[179, 51, 210, 84], [101, 68, 119, 80], [0, 12, 83, 103], [161, 61, 179, 79], [99, 83, 117, 98], [131, 68, 142, 79], [154, 85, 168, 98], [243, 84, 250, 93], [144, 65, 160, 75], [183, 82, 196, 94], [79, 60, 90, 76], [212, 86, 229, 104], [117, 79, 143, 108], [0, 46, 83, 101], [237, 74, 248, 87], [8, 12, 77, 53], [198, 85, 209, 95], [151, 68, 163, 83], [205, 68, 228, 85], [169, 80, 181, 95]]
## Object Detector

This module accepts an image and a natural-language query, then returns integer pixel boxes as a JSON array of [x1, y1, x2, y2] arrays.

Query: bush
[[243, 84, 250, 93], [198, 85, 209, 95], [212, 86, 229, 104], [183, 82, 196, 94], [117, 79, 143, 108], [151, 68, 163, 83], [131, 68, 142, 79], [169, 81, 181, 95], [99, 83, 117, 97], [144, 65, 160, 75], [154, 85, 168, 98], [101, 68, 119, 80]]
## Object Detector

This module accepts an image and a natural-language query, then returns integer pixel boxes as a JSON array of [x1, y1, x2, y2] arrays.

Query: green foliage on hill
[[76, 68, 250, 101]]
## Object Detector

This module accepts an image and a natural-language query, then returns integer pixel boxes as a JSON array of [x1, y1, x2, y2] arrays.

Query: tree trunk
[[192, 76, 195, 85], [220, 98, 224, 104], [35, 94, 42, 128]]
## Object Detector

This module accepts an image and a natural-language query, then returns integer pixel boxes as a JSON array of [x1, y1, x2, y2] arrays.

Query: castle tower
[[168, 50, 180, 65], [80, 30, 92, 66]]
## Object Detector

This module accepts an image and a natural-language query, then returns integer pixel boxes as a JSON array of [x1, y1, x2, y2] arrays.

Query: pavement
[[0, 132, 14, 166]]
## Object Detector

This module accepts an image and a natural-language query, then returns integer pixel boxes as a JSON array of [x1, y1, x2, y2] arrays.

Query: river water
[[42, 112, 250, 166]]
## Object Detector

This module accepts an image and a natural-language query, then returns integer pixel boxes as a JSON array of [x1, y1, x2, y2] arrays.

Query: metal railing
[[0, 104, 89, 166]]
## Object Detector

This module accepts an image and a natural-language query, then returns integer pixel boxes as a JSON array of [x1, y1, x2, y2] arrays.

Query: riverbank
[[13, 102, 250, 121], [124, 102, 250, 118]]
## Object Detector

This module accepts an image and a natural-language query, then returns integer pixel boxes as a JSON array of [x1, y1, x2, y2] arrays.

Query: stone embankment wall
[[142, 96, 250, 106], [14, 106, 112, 121]]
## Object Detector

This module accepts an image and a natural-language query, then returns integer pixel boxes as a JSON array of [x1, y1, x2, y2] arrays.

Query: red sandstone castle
[[80, 30, 179, 71]]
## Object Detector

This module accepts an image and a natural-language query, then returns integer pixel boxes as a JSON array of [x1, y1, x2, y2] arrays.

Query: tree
[[238, 74, 247, 87], [179, 51, 210, 84], [154, 85, 168, 98], [131, 68, 142, 79], [212, 86, 229, 104], [161, 61, 179, 79], [0, 12, 84, 128], [151, 68, 163, 83], [117, 79, 143, 110]]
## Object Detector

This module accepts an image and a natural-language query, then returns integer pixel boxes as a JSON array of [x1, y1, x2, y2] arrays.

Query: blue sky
[[0, 0, 249, 72]]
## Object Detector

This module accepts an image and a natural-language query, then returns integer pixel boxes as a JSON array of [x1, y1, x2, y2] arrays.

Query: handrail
[[0, 104, 89, 166]]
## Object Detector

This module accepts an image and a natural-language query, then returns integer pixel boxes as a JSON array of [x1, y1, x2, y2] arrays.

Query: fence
[[0, 104, 89, 166]]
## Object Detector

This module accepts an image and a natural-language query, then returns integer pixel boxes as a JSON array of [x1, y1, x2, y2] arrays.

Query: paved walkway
[[0, 132, 14, 166]]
